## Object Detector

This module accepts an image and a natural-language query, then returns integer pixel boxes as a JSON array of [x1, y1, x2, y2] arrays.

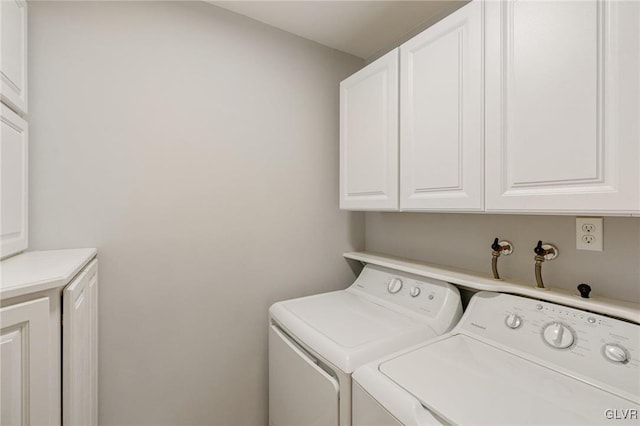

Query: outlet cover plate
[[576, 217, 603, 251]]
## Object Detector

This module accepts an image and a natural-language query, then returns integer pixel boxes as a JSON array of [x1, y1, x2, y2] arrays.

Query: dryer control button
[[409, 286, 421, 298], [387, 278, 403, 294]]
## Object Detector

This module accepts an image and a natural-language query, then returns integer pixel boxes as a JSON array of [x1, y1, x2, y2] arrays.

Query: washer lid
[[380, 335, 640, 425], [270, 290, 436, 373]]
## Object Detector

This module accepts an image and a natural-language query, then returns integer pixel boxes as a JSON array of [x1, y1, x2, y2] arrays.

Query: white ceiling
[[208, 1, 466, 60]]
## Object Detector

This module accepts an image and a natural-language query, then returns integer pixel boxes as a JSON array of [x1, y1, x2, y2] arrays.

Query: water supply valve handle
[[491, 238, 501, 251], [577, 283, 592, 299], [534, 241, 558, 260]]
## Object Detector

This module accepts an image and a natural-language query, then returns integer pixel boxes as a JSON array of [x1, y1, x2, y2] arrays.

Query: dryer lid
[[380, 335, 640, 425]]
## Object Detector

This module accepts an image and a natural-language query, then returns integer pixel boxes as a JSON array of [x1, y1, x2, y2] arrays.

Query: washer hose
[[535, 255, 545, 288], [491, 252, 501, 279]]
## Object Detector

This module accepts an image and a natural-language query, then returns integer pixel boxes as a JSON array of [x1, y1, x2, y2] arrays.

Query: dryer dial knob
[[387, 278, 403, 294], [409, 286, 421, 297], [505, 314, 522, 329], [542, 322, 574, 349], [603, 344, 628, 363]]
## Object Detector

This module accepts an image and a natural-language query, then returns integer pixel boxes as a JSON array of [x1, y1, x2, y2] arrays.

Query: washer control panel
[[459, 292, 639, 402]]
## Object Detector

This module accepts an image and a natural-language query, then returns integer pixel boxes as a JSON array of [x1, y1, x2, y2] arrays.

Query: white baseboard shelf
[[344, 251, 640, 324]]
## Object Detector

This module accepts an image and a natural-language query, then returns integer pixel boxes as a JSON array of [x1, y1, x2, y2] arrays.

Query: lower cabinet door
[[0, 297, 50, 426], [269, 324, 339, 426], [63, 259, 98, 426]]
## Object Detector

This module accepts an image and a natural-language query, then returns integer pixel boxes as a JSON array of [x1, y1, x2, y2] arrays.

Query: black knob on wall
[[577, 283, 592, 299]]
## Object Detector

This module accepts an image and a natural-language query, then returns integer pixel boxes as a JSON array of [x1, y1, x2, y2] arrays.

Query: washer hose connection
[[533, 241, 558, 289], [490, 238, 513, 280]]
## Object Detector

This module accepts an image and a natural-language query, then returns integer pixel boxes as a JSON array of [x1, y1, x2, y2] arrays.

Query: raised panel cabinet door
[[400, 1, 484, 211], [63, 259, 98, 426], [0, 297, 50, 426], [340, 49, 399, 211], [0, 0, 28, 114], [485, 0, 640, 214], [0, 103, 28, 258]]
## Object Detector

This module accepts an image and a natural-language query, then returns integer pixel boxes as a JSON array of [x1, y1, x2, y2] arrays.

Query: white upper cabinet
[[340, 50, 399, 211], [1, 104, 28, 258], [485, 0, 640, 214], [1, 0, 28, 115], [400, 1, 484, 211]]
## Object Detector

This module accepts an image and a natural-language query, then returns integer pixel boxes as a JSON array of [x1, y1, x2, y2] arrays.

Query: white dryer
[[353, 291, 640, 425], [268, 264, 462, 426]]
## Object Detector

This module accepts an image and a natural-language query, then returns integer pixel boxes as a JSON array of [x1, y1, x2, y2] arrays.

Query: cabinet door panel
[[0, 104, 28, 258], [400, 1, 484, 211], [340, 50, 398, 211], [0, 297, 50, 426], [485, 0, 640, 214], [63, 259, 98, 426], [0, 0, 27, 114]]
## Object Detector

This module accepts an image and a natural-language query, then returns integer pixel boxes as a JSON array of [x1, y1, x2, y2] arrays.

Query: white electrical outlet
[[576, 217, 603, 251]]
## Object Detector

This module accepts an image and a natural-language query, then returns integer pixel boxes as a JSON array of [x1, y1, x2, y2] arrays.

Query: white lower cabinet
[[0, 252, 98, 426], [400, 1, 484, 211], [63, 261, 99, 426], [0, 298, 50, 426], [485, 0, 640, 215]]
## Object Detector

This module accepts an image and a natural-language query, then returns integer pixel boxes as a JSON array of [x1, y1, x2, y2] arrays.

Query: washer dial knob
[[542, 322, 575, 349], [409, 286, 421, 297], [387, 278, 403, 294], [505, 314, 522, 329], [603, 344, 628, 363]]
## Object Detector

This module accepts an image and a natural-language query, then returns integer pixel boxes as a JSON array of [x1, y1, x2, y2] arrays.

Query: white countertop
[[344, 251, 640, 324], [1, 248, 97, 300]]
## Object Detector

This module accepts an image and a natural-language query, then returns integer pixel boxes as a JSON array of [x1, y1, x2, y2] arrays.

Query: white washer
[[353, 291, 640, 425], [269, 264, 462, 426]]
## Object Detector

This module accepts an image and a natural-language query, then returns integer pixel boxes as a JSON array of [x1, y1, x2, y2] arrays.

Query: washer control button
[[536, 304, 543, 310], [387, 278, 403, 294], [542, 322, 575, 349], [603, 344, 628, 363], [409, 286, 421, 298], [505, 314, 522, 329], [587, 317, 596, 324]]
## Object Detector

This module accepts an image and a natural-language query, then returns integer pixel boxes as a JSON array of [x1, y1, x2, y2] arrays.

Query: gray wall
[[366, 213, 640, 303], [28, 2, 364, 425]]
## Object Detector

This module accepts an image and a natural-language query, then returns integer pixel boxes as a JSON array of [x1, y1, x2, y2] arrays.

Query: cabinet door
[[340, 49, 399, 211], [485, 0, 640, 214], [1, 297, 50, 426], [0, 0, 28, 114], [63, 259, 98, 426], [1, 104, 28, 258], [400, 1, 484, 211]]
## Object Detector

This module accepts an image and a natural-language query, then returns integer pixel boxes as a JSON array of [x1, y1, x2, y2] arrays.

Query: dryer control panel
[[348, 265, 462, 335], [458, 292, 640, 403]]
